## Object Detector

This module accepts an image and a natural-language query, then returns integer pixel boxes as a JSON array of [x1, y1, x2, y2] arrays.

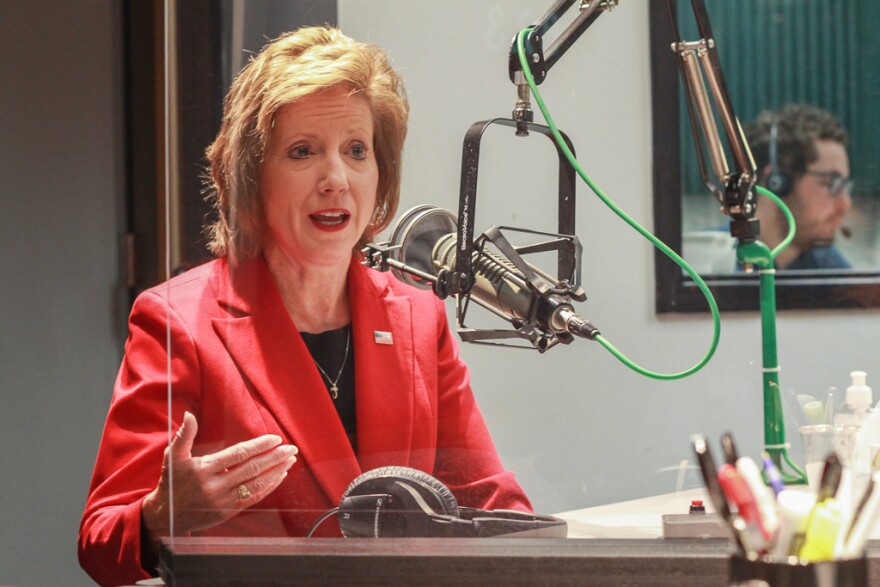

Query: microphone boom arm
[[665, 0, 759, 243], [509, 0, 617, 86], [505, 0, 804, 480], [665, 0, 804, 482]]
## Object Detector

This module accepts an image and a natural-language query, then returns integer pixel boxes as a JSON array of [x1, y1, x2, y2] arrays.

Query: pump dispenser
[[847, 373, 880, 506], [834, 371, 873, 465], [846, 371, 871, 413]]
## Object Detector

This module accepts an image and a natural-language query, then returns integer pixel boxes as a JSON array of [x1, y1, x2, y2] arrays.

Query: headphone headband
[[766, 118, 792, 196], [337, 466, 567, 539]]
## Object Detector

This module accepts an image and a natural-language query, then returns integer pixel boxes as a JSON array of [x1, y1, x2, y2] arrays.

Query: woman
[[79, 26, 532, 586]]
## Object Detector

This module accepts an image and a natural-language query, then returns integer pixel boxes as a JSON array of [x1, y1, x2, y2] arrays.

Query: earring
[[371, 202, 387, 226]]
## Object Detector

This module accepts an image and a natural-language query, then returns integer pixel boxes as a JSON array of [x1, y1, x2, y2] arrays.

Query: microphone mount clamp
[[362, 241, 453, 300], [508, 0, 619, 136], [451, 117, 579, 302]]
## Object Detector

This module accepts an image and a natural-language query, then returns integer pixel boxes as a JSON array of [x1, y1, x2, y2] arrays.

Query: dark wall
[[0, 1, 126, 585]]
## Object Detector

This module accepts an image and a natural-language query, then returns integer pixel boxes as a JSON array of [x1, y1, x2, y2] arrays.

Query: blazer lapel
[[211, 257, 362, 503], [348, 261, 416, 472]]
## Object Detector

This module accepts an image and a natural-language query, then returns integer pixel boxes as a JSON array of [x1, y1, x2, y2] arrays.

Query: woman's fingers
[[202, 434, 286, 472], [151, 413, 300, 535], [234, 462, 291, 505], [169, 411, 199, 460], [167, 413, 299, 508], [193, 435, 298, 508], [225, 444, 299, 487]]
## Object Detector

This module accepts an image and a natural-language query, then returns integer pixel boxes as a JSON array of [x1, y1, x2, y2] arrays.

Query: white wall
[[0, 1, 125, 585], [2, 2, 878, 584], [340, 0, 880, 514]]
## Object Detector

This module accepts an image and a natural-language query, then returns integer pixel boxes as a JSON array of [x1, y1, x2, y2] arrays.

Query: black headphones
[[336, 466, 567, 538], [766, 118, 792, 196]]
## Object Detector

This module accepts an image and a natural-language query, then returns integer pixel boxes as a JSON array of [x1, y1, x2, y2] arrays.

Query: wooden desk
[[157, 489, 880, 586], [159, 536, 732, 586], [158, 536, 880, 586]]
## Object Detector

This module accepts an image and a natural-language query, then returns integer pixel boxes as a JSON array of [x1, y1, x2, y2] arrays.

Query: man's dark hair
[[745, 103, 847, 177]]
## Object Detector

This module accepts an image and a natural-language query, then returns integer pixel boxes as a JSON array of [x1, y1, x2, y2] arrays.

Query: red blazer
[[79, 255, 532, 586]]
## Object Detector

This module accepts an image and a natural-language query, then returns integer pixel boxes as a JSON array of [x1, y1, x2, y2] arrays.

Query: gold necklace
[[313, 328, 351, 400]]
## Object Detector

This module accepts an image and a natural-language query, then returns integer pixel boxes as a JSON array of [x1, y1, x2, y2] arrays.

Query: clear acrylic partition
[[154, 0, 796, 554], [162, 0, 342, 545]]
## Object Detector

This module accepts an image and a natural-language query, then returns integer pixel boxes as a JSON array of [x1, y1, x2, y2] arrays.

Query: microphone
[[383, 205, 599, 350]]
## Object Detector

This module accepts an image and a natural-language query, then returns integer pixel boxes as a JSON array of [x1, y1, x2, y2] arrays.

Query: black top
[[300, 324, 356, 453]]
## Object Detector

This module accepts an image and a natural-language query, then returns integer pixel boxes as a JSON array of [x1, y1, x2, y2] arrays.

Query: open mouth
[[310, 211, 350, 226]]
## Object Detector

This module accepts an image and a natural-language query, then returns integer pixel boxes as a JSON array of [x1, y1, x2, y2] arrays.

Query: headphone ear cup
[[338, 466, 461, 537], [341, 466, 460, 516], [766, 169, 792, 196]]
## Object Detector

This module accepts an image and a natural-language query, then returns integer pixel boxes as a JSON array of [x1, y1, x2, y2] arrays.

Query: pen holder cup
[[729, 554, 867, 587]]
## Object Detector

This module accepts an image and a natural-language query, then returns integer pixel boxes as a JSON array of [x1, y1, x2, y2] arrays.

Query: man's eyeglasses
[[803, 170, 853, 196]]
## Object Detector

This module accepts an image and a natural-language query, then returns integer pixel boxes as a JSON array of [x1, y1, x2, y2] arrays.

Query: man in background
[[745, 104, 852, 270]]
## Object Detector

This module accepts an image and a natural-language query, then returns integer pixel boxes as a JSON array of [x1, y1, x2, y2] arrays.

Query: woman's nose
[[318, 153, 348, 195]]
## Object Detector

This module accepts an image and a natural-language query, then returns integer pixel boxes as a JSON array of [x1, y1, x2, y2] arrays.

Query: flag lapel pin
[[373, 331, 393, 345]]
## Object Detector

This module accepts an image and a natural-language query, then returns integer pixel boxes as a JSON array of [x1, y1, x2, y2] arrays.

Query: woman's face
[[259, 86, 378, 269]]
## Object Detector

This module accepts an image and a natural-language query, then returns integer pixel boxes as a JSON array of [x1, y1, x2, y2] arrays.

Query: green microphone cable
[[515, 28, 720, 380], [757, 185, 796, 259], [738, 185, 805, 482]]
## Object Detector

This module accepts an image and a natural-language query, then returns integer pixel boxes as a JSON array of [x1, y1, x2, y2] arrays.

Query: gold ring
[[237, 484, 252, 500]]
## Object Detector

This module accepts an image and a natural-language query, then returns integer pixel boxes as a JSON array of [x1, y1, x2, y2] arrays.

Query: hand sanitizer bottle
[[834, 371, 872, 466], [853, 374, 880, 483]]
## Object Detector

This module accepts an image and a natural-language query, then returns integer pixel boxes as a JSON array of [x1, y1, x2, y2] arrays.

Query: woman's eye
[[290, 146, 311, 159], [350, 143, 367, 160]]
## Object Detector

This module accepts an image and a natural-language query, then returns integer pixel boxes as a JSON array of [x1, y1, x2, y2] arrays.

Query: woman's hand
[[141, 411, 298, 541]]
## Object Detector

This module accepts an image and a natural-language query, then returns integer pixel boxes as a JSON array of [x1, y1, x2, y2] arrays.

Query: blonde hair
[[204, 26, 409, 260]]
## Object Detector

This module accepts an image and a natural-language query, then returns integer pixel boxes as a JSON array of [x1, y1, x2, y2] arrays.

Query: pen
[[720, 431, 739, 466], [718, 463, 772, 549], [737, 456, 779, 537], [817, 452, 843, 502], [761, 451, 785, 497], [845, 476, 875, 544], [691, 435, 747, 553], [829, 467, 856, 554], [692, 435, 730, 518], [843, 473, 880, 558]]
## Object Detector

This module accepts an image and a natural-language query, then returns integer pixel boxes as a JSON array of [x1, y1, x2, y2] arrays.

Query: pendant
[[329, 384, 339, 399]]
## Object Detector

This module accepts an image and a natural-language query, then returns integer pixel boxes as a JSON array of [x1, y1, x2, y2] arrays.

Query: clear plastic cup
[[798, 424, 835, 493]]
